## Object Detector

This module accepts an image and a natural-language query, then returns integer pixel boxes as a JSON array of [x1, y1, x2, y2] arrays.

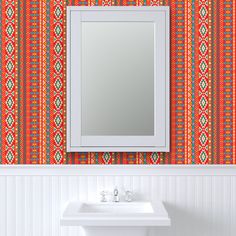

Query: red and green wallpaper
[[0, 0, 235, 164]]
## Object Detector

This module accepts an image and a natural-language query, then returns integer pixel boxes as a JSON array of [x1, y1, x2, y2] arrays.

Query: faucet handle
[[125, 190, 133, 202], [100, 191, 108, 202]]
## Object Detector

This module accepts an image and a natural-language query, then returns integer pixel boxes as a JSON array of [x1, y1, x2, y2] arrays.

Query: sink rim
[[61, 201, 171, 227], [78, 201, 155, 215]]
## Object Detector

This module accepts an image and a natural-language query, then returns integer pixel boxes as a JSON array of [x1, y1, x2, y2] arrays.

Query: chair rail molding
[[0, 165, 236, 176]]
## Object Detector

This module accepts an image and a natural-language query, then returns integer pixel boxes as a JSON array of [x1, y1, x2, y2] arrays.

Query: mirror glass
[[81, 22, 155, 136]]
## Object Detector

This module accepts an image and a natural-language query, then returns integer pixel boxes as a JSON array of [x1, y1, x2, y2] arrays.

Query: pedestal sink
[[61, 201, 171, 236]]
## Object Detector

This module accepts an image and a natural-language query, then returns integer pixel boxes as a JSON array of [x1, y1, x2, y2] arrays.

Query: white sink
[[61, 201, 170, 236], [79, 201, 154, 214]]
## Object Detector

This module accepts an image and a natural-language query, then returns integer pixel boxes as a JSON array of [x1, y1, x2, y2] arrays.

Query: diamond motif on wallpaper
[[54, 114, 62, 127], [6, 6, 14, 18], [54, 96, 62, 109], [54, 24, 62, 37], [6, 114, 14, 127], [200, 114, 207, 127], [150, 0, 159, 5], [199, 60, 207, 73], [54, 6, 62, 19], [54, 132, 62, 145], [6, 96, 14, 109], [199, 132, 208, 146], [199, 23, 207, 37], [6, 24, 14, 37], [199, 150, 207, 163], [54, 42, 62, 55], [6, 60, 14, 73], [54, 151, 62, 163], [200, 42, 207, 55], [200, 6, 207, 18], [102, 0, 112, 6], [6, 150, 14, 163], [6, 78, 14, 91], [199, 96, 208, 110], [151, 152, 159, 163], [54, 78, 62, 91], [6, 42, 14, 55], [200, 78, 207, 91], [55, 60, 62, 73], [103, 152, 111, 163], [6, 132, 14, 145]]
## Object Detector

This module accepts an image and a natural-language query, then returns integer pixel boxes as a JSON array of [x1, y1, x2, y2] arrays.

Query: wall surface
[[0, 0, 235, 164], [0, 166, 236, 236]]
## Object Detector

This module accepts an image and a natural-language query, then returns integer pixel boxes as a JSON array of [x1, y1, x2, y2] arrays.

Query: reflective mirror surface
[[81, 22, 155, 136]]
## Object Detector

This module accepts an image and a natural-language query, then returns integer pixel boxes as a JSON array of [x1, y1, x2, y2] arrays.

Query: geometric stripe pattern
[[0, 0, 235, 164], [198, 0, 209, 164], [3, 0, 17, 164]]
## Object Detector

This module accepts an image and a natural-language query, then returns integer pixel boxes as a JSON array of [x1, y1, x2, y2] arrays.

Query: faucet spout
[[113, 187, 119, 202]]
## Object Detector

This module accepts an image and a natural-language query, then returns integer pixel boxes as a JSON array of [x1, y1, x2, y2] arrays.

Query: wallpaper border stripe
[[0, 165, 236, 176], [0, 1, 235, 165]]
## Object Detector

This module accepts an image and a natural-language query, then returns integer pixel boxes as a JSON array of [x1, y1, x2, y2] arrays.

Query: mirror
[[67, 7, 170, 152], [81, 22, 154, 136]]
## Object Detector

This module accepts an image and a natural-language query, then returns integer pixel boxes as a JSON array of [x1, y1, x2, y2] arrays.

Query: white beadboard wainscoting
[[0, 165, 236, 236]]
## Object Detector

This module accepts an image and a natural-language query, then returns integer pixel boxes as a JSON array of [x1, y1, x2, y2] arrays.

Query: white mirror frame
[[67, 6, 170, 152]]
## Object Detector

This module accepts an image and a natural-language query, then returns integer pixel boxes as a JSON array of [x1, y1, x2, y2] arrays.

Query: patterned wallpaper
[[0, 0, 235, 164]]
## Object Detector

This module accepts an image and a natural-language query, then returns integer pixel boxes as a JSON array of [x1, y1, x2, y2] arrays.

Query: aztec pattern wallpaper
[[0, 0, 235, 164]]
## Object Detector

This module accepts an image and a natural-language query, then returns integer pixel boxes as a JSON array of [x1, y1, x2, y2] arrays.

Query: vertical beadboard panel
[[0, 176, 7, 236], [32, 176, 42, 236], [15, 176, 25, 236], [202, 176, 212, 236], [60, 176, 69, 236], [0, 173, 236, 236], [42, 176, 51, 236], [24, 175, 32, 236], [6, 176, 16, 236], [231, 176, 236, 235]]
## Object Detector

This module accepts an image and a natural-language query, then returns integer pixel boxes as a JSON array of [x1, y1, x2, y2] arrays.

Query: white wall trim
[[1, 169, 235, 236], [0, 165, 236, 176]]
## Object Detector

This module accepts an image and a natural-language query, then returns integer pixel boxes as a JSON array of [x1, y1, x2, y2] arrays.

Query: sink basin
[[61, 201, 170, 227], [79, 202, 154, 214]]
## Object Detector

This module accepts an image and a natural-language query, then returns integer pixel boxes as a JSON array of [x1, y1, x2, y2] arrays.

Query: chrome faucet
[[113, 187, 119, 202], [125, 190, 133, 202], [100, 191, 108, 202]]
